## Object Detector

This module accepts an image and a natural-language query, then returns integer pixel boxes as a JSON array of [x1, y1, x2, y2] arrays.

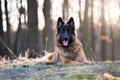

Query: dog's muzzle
[[63, 36, 69, 46]]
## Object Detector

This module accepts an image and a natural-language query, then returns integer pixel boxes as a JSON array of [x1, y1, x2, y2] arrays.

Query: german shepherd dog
[[38, 17, 92, 65]]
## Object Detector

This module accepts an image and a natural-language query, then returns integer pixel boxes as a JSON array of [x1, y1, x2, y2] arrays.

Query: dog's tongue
[[63, 40, 68, 46]]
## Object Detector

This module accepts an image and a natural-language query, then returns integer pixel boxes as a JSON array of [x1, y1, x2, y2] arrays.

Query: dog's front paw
[[84, 60, 93, 64], [74, 61, 81, 65]]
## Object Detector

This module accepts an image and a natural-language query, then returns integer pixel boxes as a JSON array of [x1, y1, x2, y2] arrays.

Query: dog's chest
[[57, 48, 78, 60], [63, 50, 76, 60], [56, 44, 81, 61]]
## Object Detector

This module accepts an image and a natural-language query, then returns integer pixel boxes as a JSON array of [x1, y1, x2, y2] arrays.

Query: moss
[[34, 78, 41, 80], [58, 74, 100, 80]]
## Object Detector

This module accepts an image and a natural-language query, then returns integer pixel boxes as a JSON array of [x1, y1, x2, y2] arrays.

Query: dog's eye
[[67, 29, 70, 32]]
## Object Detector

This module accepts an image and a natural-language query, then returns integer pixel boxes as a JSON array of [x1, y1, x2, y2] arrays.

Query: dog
[[38, 17, 92, 65]]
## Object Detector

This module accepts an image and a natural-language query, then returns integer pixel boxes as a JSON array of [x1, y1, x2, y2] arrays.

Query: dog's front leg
[[64, 61, 80, 65], [78, 48, 93, 64], [37, 52, 58, 64], [59, 55, 80, 65]]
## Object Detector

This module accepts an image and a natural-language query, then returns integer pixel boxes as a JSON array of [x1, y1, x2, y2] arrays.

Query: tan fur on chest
[[57, 48, 77, 61], [56, 39, 82, 61]]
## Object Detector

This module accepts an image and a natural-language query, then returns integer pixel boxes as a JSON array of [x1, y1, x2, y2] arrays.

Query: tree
[[101, 0, 106, 61], [81, 0, 90, 58], [14, 0, 27, 56], [4, 0, 11, 49], [43, 0, 54, 51], [90, 0, 95, 60], [27, 0, 39, 50], [63, 0, 69, 21], [90, 0, 94, 50], [0, 0, 3, 39]]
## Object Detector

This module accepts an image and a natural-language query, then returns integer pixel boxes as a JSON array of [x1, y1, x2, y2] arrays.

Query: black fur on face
[[57, 17, 75, 47]]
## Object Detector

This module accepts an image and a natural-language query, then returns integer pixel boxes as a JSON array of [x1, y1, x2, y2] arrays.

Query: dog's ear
[[67, 17, 75, 27], [57, 17, 64, 32], [57, 17, 64, 26]]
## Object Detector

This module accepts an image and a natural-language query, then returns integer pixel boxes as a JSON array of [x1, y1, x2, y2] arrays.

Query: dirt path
[[0, 59, 120, 80]]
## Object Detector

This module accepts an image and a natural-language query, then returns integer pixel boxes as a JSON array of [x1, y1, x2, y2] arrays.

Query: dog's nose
[[64, 36, 69, 40]]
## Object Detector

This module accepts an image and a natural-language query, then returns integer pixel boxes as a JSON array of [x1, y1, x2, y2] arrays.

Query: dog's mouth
[[63, 40, 69, 46]]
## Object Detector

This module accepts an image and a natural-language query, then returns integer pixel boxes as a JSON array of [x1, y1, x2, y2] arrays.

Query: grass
[[0, 59, 120, 80], [61, 74, 100, 80]]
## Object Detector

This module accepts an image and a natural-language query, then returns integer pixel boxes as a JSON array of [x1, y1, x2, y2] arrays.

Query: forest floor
[[0, 57, 120, 80]]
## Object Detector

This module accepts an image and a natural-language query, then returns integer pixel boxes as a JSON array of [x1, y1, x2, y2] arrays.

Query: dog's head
[[56, 17, 76, 47]]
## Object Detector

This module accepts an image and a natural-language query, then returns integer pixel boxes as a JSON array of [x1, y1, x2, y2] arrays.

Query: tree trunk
[[81, 0, 90, 59], [90, 0, 95, 60], [4, 0, 11, 48], [0, 39, 16, 59], [14, 17, 22, 56], [63, 0, 68, 21], [27, 0, 39, 49], [101, 0, 106, 61], [90, 0, 94, 50], [77, 0, 81, 40], [43, 0, 54, 51], [0, 0, 3, 39], [14, 0, 27, 56], [110, 26, 115, 60], [82, 0, 89, 44]]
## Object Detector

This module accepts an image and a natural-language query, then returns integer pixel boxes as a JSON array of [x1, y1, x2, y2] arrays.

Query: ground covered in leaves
[[0, 58, 120, 80]]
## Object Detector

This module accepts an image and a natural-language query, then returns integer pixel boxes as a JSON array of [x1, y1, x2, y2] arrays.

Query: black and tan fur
[[39, 17, 92, 65]]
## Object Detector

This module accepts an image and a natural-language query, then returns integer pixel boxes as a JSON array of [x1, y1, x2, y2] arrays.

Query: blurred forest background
[[0, 0, 120, 61]]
